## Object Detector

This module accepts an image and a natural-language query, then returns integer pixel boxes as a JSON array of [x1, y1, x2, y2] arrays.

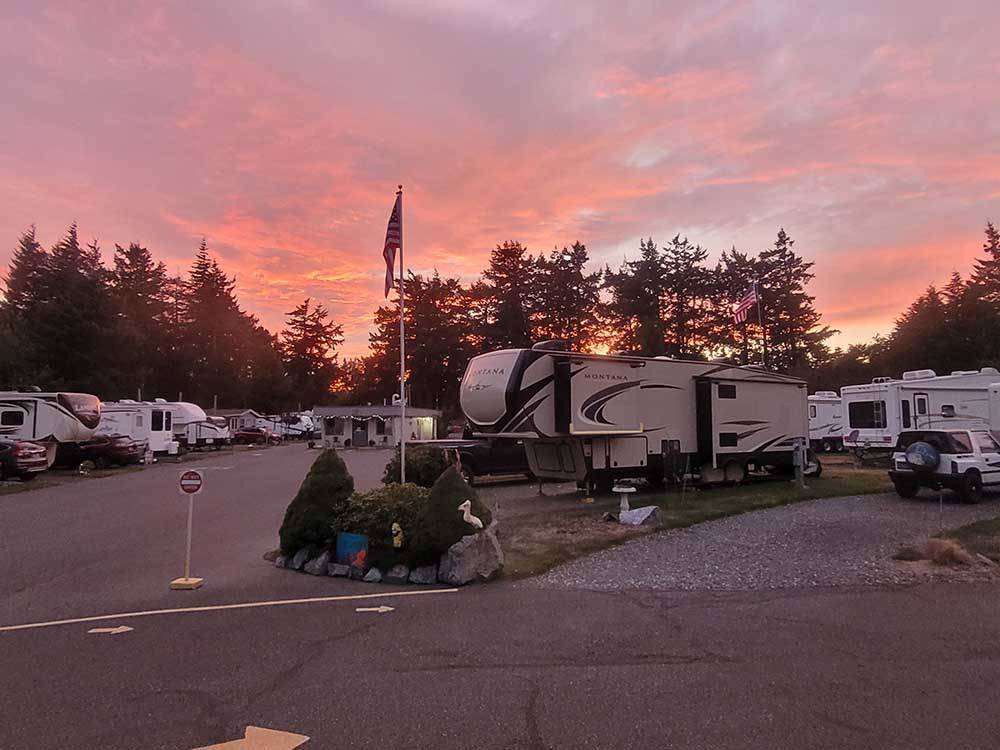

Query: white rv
[[841, 367, 1000, 452], [460, 346, 812, 488], [0, 391, 102, 466], [98, 400, 180, 455], [808, 391, 844, 452], [166, 401, 230, 449]]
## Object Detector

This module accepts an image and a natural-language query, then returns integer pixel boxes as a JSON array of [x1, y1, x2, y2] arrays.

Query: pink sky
[[1, 0, 998, 357]]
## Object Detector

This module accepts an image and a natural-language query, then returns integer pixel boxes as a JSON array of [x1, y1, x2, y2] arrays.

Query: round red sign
[[179, 470, 203, 494]]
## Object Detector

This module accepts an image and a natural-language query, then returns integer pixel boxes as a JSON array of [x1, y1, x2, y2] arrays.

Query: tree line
[[3, 221, 999, 418]]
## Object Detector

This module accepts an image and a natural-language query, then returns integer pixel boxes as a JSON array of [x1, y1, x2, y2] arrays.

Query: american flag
[[732, 283, 758, 324], [382, 190, 402, 297]]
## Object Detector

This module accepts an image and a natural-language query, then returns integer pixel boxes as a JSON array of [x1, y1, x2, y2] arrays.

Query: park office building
[[314, 405, 440, 448]]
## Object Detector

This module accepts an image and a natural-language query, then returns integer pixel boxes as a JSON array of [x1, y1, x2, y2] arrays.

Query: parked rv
[[841, 368, 1000, 453], [460, 345, 814, 490], [166, 401, 230, 450], [808, 391, 844, 452], [0, 437, 49, 481], [0, 391, 101, 466], [98, 400, 180, 455]]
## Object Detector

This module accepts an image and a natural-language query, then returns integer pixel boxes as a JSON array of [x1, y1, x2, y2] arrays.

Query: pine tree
[[3, 225, 48, 315], [280, 298, 344, 407], [470, 241, 537, 350], [971, 221, 1000, 303], [662, 235, 712, 358], [603, 238, 667, 355], [533, 242, 602, 351]]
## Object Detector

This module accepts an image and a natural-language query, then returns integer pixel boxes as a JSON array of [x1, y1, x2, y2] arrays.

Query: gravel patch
[[531, 492, 1000, 591]]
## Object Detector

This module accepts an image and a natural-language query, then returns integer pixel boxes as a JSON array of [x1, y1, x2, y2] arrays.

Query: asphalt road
[[2, 447, 1000, 749]]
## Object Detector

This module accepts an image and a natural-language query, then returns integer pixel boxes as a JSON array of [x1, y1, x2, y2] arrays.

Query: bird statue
[[458, 499, 484, 530], [391, 522, 404, 549]]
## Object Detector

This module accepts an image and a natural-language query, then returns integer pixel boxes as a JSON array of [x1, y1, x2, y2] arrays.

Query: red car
[[0, 438, 48, 481], [56, 434, 147, 469], [232, 426, 281, 445]]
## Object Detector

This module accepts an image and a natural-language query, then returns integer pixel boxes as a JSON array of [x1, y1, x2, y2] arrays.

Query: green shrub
[[278, 449, 355, 555], [382, 444, 449, 488], [406, 464, 493, 566], [341, 483, 430, 545]]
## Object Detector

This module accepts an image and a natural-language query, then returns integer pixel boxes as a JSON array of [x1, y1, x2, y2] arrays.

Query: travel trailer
[[256, 413, 315, 440], [459, 345, 812, 488], [990, 383, 1000, 437], [841, 368, 1000, 452], [0, 391, 101, 466], [808, 391, 844, 452], [98, 399, 180, 455], [166, 401, 230, 449]]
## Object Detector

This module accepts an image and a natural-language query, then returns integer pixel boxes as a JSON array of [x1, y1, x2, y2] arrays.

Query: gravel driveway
[[532, 492, 1000, 591]]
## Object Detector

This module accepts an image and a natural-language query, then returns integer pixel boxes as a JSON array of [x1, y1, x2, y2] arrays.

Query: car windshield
[[897, 431, 973, 453]]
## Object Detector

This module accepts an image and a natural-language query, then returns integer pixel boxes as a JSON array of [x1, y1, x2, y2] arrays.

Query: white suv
[[889, 429, 1000, 503]]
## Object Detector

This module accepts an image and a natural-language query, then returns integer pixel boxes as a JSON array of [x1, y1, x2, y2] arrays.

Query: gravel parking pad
[[532, 493, 1000, 591]]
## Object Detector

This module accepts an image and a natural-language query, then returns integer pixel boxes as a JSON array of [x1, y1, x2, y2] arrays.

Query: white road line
[[0, 588, 458, 633]]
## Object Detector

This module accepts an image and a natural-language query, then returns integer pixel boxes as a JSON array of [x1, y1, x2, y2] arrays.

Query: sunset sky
[[2, 1, 998, 357]]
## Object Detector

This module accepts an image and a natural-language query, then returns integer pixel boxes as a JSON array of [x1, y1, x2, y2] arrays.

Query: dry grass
[[924, 538, 975, 567], [938, 516, 1000, 563]]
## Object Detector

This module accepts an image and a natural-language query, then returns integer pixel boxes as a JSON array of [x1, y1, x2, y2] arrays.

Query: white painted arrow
[[355, 605, 394, 613], [193, 725, 309, 749], [87, 625, 133, 635]]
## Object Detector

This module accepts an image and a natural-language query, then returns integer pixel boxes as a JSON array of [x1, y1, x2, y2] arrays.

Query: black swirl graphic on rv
[[581, 381, 681, 425], [496, 366, 584, 432]]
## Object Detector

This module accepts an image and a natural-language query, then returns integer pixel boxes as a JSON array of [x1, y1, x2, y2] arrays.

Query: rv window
[[848, 400, 887, 429], [165, 411, 172, 430], [0, 411, 24, 426], [136, 415, 143, 428], [901, 400, 911, 429], [152, 410, 164, 431], [809, 405, 816, 418], [941, 404, 956, 418], [916, 397, 927, 416], [718, 384, 737, 399], [719, 432, 738, 447]]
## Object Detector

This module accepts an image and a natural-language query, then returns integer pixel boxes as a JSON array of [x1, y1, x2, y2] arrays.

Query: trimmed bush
[[341, 483, 430, 545], [406, 464, 493, 567], [382, 444, 449, 488], [278, 449, 355, 555]]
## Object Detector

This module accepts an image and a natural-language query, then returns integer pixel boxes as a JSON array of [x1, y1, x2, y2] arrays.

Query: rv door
[[914, 392, 929, 428]]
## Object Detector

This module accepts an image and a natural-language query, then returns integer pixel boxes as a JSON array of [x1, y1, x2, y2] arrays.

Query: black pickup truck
[[413, 436, 531, 485]]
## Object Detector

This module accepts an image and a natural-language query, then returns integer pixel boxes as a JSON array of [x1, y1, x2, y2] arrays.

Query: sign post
[[171, 469, 204, 590]]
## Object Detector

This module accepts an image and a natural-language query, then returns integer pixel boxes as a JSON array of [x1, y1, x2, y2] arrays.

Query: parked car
[[889, 429, 1000, 502], [232, 426, 281, 445], [0, 437, 49, 481], [55, 434, 147, 470], [411, 435, 530, 485]]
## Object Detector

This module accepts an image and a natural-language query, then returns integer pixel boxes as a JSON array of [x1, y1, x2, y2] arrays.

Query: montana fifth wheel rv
[[841, 367, 1000, 452], [808, 391, 843, 452], [460, 346, 811, 488], [98, 400, 180, 455], [0, 391, 101, 466], [165, 401, 230, 450]]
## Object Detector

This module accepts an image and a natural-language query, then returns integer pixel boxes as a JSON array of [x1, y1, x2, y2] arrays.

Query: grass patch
[[501, 465, 892, 579], [938, 516, 1000, 563]]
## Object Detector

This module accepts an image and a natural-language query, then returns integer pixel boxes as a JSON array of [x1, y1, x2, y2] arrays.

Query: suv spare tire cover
[[904, 441, 940, 472]]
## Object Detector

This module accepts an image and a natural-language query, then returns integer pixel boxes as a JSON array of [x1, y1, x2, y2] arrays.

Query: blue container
[[336, 531, 369, 567]]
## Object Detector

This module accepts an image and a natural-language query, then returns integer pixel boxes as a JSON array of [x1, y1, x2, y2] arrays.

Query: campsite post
[[171, 469, 204, 590], [398, 185, 406, 483]]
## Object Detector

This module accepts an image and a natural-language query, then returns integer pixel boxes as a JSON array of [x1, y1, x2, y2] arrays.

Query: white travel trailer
[[98, 399, 180, 455], [460, 346, 812, 488], [166, 401, 230, 449], [841, 367, 1000, 452], [0, 391, 101, 466], [808, 391, 844, 452]]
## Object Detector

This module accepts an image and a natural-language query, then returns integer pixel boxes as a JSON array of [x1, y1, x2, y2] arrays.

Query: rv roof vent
[[980, 367, 999, 375], [24, 385, 41, 393], [119, 399, 138, 403], [871, 376, 893, 384], [901, 369, 936, 381], [532, 340, 567, 351], [814, 390, 839, 398], [154, 397, 167, 403], [950, 370, 979, 376], [653, 356, 672, 360]]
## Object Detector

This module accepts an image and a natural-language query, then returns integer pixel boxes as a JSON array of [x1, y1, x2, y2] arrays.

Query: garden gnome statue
[[392, 522, 404, 549]]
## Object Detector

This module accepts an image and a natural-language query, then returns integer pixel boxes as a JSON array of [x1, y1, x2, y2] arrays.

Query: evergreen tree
[[662, 235, 712, 358], [280, 298, 344, 408], [533, 242, 602, 351], [708, 248, 762, 364], [469, 241, 537, 350], [603, 238, 667, 355], [971, 221, 1000, 303], [3, 225, 48, 316]]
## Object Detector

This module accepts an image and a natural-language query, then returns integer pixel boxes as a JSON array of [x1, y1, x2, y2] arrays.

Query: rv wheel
[[821, 440, 833, 453]]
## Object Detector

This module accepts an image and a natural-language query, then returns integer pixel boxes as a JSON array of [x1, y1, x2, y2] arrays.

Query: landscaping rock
[[438, 523, 503, 585], [289, 547, 311, 571], [303, 549, 331, 575], [328, 563, 350, 577], [384, 564, 411, 584], [363, 568, 383, 583], [273, 555, 288, 569], [618, 506, 660, 526], [408, 564, 438, 585], [349, 566, 365, 580]]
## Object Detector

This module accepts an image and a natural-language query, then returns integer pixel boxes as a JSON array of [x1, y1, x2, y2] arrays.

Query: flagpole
[[397, 185, 406, 484], [755, 279, 768, 369]]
